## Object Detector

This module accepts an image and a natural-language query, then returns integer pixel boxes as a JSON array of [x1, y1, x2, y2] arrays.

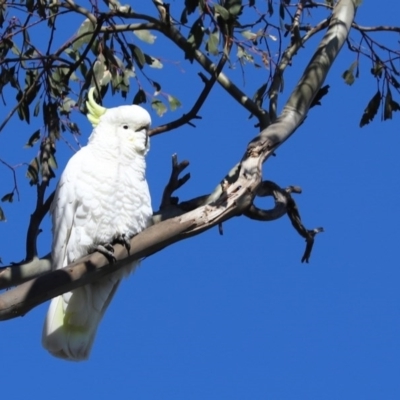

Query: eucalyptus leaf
[[72, 19, 95, 51], [134, 30, 157, 44], [24, 129, 41, 148], [167, 95, 182, 111], [151, 99, 167, 117], [0, 206, 5, 222], [1, 193, 13, 203]]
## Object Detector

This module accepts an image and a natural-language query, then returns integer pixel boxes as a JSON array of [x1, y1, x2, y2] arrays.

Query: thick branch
[[0, 255, 51, 289], [0, 166, 271, 320]]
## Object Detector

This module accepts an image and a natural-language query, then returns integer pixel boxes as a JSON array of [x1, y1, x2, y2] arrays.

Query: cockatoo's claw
[[114, 233, 131, 254], [94, 244, 117, 263]]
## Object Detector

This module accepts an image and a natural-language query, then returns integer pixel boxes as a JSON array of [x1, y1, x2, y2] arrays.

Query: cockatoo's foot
[[94, 243, 117, 263], [113, 233, 131, 254]]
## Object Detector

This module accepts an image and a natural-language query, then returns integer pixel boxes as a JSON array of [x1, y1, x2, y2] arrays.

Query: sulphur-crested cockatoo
[[42, 88, 153, 361]]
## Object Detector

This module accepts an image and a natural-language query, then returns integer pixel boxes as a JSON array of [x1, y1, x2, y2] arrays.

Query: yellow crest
[[86, 87, 107, 127]]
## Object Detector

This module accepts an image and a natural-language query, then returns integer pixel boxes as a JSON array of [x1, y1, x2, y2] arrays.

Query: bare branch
[[25, 190, 55, 261], [352, 23, 400, 33], [159, 154, 190, 210], [0, 159, 21, 201], [243, 181, 290, 222]]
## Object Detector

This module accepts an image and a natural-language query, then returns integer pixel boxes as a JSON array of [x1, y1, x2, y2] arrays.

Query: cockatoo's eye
[[122, 125, 129, 130]]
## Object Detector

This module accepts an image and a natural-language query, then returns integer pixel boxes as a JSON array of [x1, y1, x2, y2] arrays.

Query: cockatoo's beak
[[86, 87, 107, 127]]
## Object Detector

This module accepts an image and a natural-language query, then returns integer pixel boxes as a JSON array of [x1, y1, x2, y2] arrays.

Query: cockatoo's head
[[86, 88, 151, 157]]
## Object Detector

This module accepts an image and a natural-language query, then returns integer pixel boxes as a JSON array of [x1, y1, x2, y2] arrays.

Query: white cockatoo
[[42, 88, 153, 361]]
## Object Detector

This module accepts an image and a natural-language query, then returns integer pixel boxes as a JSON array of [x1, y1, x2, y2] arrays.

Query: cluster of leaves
[[0, 0, 302, 221], [182, 0, 281, 68], [0, 0, 185, 220], [343, 37, 400, 126], [0, 0, 400, 226]]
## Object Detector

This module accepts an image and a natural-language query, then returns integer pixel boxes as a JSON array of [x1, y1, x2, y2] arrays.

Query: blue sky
[[1, 1, 400, 399]]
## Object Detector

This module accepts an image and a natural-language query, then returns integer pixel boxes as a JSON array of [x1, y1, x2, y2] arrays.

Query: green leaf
[[391, 99, 400, 112], [186, 17, 204, 62], [383, 86, 400, 120], [241, 30, 257, 41], [180, 8, 188, 24], [342, 61, 358, 85], [237, 45, 254, 64], [16, 90, 30, 123], [151, 99, 167, 117], [167, 95, 182, 111], [24, 129, 41, 148], [360, 90, 381, 127], [206, 30, 219, 56], [93, 59, 107, 86], [390, 75, 400, 89], [60, 97, 76, 115], [279, 3, 285, 20], [267, 0, 273, 15], [133, 30, 157, 44], [226, 0, 242, 17], [43, 101, 60, 141], [1, 193, 13, 203], [185, 0, 199, 14], [310, 85, 330, 108], [214, 4, 230, 21], [144, 54, 163, 69], [72, 19, 95, 51], [0, 67, 12, 94], [33, 99, 41, 117], [26, 157, 40, 186], [384, 87, 393, 120], [26, 0, 34, 12], [133, 89, 147, 105], [64, 48, 79, 61], [252, 82, 268, 107], [0, 1, 6, 29], [152, 81, 161, 95], [11, 42, 21, 56], [48, 152, 58, 169], [371, 60, 384, 78], [0, 206, 5, 222], [128, 44, 146, 69]]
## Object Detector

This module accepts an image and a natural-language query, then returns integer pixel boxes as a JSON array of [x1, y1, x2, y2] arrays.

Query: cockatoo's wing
[[42, 148, 135, 361]]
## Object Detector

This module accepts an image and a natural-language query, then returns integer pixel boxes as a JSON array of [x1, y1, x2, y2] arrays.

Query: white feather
[[42, 104, 153, 361]]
